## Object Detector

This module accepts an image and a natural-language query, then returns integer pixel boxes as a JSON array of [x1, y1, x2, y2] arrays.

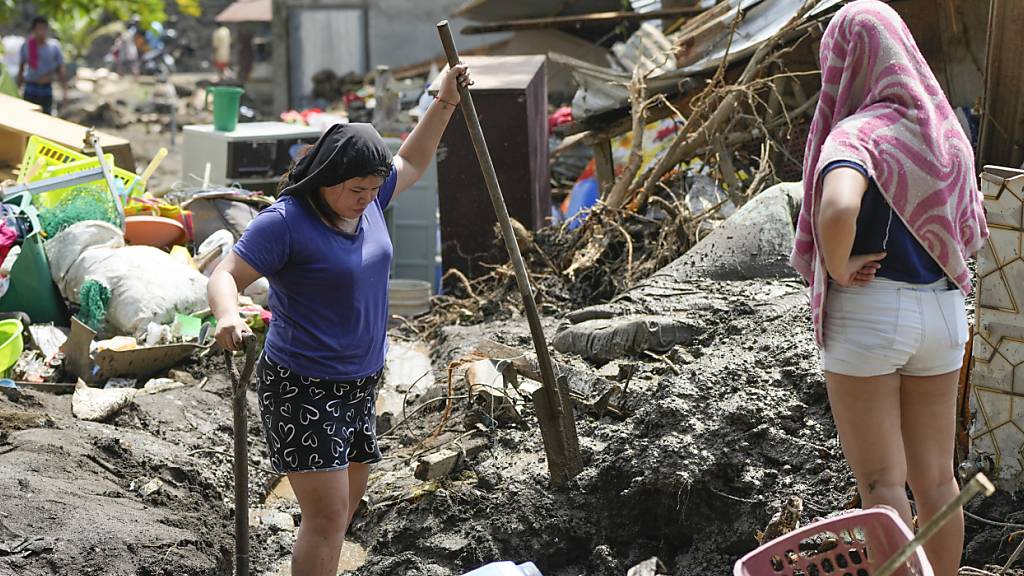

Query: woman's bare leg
[[346, 462, 371, 526], [825, 371, 913, 524], [901, 370, 963, 576], [289, 469, 350, 576]]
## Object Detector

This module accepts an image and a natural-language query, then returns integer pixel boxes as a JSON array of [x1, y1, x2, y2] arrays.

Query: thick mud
[[1, 278, 1020, 576], [0, 355, 283, 576], [356, 278, 1023, 576]]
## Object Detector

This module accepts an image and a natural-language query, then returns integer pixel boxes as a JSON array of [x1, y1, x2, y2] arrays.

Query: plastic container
[[461, 561, 542, 576], [124, 215, 188, 247], [206, 86, 245, 131], [17, 135, 143, 210], [389, 279, 431, 317], [0, 319, 23, 376], [733, 507, 933, 576], [0, 193, 69, 325]]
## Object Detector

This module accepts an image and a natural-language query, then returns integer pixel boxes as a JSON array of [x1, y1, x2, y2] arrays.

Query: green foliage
[[0, 0, 169, 63], [176, 0, 201, 18], [1, 1, 168, 63], [1, 0, 166, 24], [48, 9, 126, 63]]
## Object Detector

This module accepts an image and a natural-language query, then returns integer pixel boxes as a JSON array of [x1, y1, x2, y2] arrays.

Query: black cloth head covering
[[280, 123, 393, 197]]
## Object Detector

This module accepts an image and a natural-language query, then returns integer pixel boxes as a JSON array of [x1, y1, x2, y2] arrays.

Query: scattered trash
[[46, 221, 209, 335], [71, 379, 136, 421], [461, 561, 543, 576], [76, 279, 111, 332], [140, 377, 187, 395], [136, 477, 165, 497], [104, 378, 136, 389], [0, 378, 20, 401]]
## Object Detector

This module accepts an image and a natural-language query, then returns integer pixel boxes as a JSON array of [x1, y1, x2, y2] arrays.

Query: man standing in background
[[17, 16, 67, 115], [212, 25, 231, 80]]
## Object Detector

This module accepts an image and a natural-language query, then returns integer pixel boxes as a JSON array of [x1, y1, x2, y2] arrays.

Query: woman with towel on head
[[791, 2, 987, 574], [207, 65, 470, 575]]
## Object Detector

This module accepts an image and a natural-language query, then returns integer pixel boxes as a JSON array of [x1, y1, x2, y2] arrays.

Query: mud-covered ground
[[0, 354, 286, 576], [354, 278, 1024, 575], [1, 278, 1021, 576]]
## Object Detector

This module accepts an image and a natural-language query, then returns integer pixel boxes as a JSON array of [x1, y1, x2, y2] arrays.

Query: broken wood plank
[[592, 139, 615, 198], [462, 7, 703, 35], [414, 436, 490, 481], [473, 340, 620, 410], [978, 0, 1024, 167], [13, 381, 77, 394]]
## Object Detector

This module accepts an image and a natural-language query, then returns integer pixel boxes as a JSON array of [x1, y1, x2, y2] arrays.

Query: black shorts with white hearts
[[256, 354, 383, 474]]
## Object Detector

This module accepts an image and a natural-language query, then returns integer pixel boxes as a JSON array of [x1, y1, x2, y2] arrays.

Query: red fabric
[[27, 37, 39, 70], [548, 106, 572, 134], [0, 221, 18, 264]]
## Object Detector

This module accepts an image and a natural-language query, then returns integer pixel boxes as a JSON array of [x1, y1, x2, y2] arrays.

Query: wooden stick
[[606, 67, 647, 209], [461, 7, 703, 35], [436, 21, 583, 487], [875, 473, 996, 576], [226, 335, 258, 576]]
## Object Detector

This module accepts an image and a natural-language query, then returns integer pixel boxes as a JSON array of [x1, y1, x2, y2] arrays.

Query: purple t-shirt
[[234, 168, 397, 380]]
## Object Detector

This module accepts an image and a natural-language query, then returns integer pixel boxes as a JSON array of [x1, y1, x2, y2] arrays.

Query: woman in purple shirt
[[208, 65, 469, 575]]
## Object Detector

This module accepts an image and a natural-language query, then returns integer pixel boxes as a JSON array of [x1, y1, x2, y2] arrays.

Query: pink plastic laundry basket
[[734, 508, 934, 576]]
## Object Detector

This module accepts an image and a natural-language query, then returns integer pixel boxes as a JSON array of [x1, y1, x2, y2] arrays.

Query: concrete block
[[971, 166, 1024, 490]]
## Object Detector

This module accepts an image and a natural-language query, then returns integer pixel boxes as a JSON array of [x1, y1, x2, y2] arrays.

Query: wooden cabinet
[[434, 55, 549, 280]]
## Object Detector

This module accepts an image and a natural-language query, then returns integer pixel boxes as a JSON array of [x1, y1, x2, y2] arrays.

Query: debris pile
[[0, 0, 1021, 575]]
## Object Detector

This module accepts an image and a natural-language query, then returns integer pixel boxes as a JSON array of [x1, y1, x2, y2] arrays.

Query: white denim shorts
[[822, 277, 969, 378]]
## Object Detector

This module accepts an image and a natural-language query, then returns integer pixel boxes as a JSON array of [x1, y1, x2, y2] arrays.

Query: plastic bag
[[46, 221, 208, 335]]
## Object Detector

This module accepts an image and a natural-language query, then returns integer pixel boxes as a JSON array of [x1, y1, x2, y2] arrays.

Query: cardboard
[[0, 107, 134, 171]]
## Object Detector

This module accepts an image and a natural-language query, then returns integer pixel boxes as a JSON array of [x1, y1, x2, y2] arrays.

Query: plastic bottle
[[461, 561, 542, 576]]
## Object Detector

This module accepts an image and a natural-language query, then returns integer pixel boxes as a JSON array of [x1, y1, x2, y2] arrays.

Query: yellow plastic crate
[[17, 135, 144, 209], [17, 135, 87, 177]]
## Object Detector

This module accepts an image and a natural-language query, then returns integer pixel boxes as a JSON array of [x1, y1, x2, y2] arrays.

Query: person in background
[[16, 16, 67, 115], [790, 2, 988, 575], [212, 25, 231, 80]]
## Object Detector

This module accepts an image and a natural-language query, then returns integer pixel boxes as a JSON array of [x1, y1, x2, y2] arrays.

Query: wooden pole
[[226, 335, 258, 576], [875, 473, 996, 576], [436, 20, 583, 487]]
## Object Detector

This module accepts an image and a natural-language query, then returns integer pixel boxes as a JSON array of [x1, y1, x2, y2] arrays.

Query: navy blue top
[[234, 167, 398, 380], [822, 160, 944, 284]]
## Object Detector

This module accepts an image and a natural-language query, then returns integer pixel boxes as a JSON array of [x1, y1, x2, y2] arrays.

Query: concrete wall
[[367, 0, 507, 69]]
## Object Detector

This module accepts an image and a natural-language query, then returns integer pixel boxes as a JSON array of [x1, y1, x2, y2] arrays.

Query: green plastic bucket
[[206, 86, 245, 132], [0, 319, 23, 376]]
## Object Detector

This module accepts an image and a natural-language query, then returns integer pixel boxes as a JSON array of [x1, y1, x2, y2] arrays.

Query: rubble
[[71, 379, 136, 421], [0, 1, 1020, 575]]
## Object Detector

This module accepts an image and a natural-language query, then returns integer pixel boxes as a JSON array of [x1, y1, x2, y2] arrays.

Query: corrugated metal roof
[[215, 0, 272, 23]]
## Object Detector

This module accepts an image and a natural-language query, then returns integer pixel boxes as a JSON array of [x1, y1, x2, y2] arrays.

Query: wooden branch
[[461, 7, 704, 35], [606, 67, 648, 209], [592, 140, 615, 198], [633, 5, 815, 209]]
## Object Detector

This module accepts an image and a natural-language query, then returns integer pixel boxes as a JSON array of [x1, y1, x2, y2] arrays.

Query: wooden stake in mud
[[436, 20, 583, 487], [226, 335, 258, 576]]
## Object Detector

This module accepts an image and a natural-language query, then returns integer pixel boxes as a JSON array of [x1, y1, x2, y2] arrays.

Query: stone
[[414, 436, 490, 481]]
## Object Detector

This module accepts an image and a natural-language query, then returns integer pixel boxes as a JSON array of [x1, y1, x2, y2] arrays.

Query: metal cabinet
[[384, 137, 440, 293], [433, 55, 550, 280]]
